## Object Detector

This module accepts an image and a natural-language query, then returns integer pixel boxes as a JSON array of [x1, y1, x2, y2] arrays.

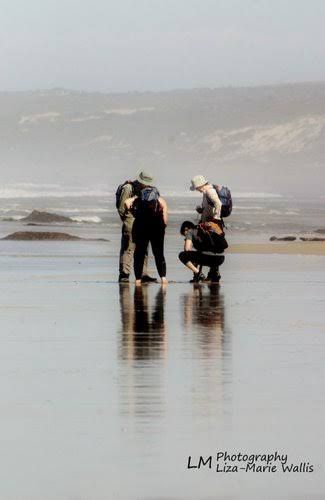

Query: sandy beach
[[0, 235, 324, 499], [228, 241, 325, 255], [0, 192, 324, 499]]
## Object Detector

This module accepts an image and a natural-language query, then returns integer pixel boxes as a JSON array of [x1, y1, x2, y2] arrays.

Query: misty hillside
[[1, 82, 325, 194]]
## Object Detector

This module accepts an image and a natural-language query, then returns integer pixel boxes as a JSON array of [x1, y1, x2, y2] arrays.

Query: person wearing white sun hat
[[190, 175, 223, 223]]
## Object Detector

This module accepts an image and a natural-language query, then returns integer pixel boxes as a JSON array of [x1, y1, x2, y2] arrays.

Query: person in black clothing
[[124, 186, 168, 286], [179, 220, 226, 283], [116, 171, 157, 283]]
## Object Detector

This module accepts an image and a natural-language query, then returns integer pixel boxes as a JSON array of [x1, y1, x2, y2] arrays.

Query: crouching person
[[179, 220, 227, 283]]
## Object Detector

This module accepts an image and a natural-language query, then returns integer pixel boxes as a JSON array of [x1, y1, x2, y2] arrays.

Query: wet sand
[[0, 242, 324, 499], [228, 242, 325, 255]]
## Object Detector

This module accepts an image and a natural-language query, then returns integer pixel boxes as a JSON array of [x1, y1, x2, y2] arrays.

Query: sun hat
[[190, 175, 208, 191], [137, 171, 154, 186]]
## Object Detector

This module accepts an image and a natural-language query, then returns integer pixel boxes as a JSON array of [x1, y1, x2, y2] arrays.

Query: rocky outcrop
[[2, 231, 81, 241], [2, 231, 109, 241], [316, 229, 325, 234], [300, 237, 325, 242], [270, 236, 297, 241], [270, 235, 325, 242], [22, 210, 72, 224]]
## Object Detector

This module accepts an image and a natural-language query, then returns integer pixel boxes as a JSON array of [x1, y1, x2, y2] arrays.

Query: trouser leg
[[119, 220, 149, 277], [142, 251, 149, 275], [198, 254, 224, 270], [119, 221, 135, 275], [179, 251, 200, 266], [134, 236, 150, 280], [179, 251, 224, 273], [150, 228, 166, 278], [198, 254, 224, 277]]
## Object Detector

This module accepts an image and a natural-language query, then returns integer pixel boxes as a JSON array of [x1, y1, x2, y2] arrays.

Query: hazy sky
[[1, 0, 325, 92]]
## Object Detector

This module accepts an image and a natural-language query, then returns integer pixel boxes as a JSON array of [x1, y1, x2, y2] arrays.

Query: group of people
[[117, 171, 229, 286]]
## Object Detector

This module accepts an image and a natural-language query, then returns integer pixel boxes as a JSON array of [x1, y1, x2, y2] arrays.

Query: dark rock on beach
[[315, 229, 325, 234], [270, 236, 297, 241], [21, 210, 73, 224], [2, 231, 109, 242], [2, 231, 82, 241], [270, 235, 325, 242], [300, 237, 325, 242]]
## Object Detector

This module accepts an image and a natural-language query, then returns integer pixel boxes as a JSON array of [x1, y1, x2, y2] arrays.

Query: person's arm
[[118, 184, 133, 219], [183, 236, 200, 274], [206, 187, 222, 219], [159, 197, 168, 226], [184, 238, 193, 251]]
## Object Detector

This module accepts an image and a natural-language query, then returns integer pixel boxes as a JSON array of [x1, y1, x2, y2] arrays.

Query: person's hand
[[125, 196, 136, 211], [125, 200, 132, 210], [196, 205, 203, 214]]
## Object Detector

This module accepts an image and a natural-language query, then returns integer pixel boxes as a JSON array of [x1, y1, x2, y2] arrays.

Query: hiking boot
[[118, 272, 130, 283], [141, 275, 157, 283], [190, 272, 206, 283]]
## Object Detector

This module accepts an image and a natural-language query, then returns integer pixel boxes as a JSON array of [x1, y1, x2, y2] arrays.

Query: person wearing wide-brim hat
[[117, 170, 157, 283], [190, 175, 222, 223], [136, 171, 155, 186]]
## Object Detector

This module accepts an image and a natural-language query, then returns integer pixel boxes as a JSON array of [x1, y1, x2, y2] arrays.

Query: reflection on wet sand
[[118, 285, 167, 422], [119, 284, 167, 360], [182, 284, 225, 353], [181, 284, 231, 418], [118, 283, 231, 424]]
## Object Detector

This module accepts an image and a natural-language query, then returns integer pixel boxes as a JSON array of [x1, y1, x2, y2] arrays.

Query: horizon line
[[1, 80, 325, 96]]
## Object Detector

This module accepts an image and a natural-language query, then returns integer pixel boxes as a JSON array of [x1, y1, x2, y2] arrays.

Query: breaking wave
[[232, 192, 283, 199], [48, 207, 111, 214], [0, 215, 25, 221], [70, 216, 102, 223], [1, 184, 284, 200], [0, 185, 112, 199], [234, 205, 263, 211]]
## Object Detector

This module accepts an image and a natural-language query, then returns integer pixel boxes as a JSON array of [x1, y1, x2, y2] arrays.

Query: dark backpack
[[195, 222, 228, 253], [115, 180, 134, 209], [210, 185, 233, 218], [136, 187, 161, 217]]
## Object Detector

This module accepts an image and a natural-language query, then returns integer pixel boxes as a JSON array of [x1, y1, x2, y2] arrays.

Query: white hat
[[190, 175, 208, 191], [137, 171, 154, 186]]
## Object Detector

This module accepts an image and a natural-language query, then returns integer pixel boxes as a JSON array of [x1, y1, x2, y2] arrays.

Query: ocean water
[[0, 184, 325, 243]]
